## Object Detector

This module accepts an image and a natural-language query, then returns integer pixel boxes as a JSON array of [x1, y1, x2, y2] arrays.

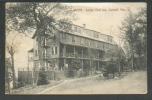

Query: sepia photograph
[[5, 2, 147, 94]]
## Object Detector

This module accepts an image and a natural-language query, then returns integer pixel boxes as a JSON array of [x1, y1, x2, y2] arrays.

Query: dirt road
[[40, 71, 147, 94]]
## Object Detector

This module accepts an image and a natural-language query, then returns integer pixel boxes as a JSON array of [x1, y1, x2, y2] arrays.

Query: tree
[[6, 3, 75, 85], [120, 8, 146, 71], [6, 3, 75, 36], [103, 58, 117, 79], [5, 58, 12, 93], [37, 67, 49, 85], [133, 8, 147, 70], [6, 22, 23, 89], [6, 38, 19, 89]]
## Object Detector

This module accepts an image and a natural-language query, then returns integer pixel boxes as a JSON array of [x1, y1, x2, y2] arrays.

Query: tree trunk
[[118, 55, 121, 76], [131, 46, 135, 71], [7, 80, 10, 94], [11, 54, 16, 89], [6, 65, 11, 94]]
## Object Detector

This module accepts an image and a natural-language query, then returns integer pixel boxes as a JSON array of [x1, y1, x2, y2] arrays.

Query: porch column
[[63, 58, 66, 65], [63, 58, 67, 70], [81, 48, 83, 58], [74, 46, 75, 57], [98, 50, 100, 59], [81, 48, 84, 71], [98, 61, 99, 71], [90, 60, 92, 75], [63, 45, 66, 57], [63, 45, 66, 70]]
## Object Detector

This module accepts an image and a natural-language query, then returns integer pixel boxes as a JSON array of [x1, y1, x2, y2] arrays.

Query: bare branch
[[45, 3, 60, 16]]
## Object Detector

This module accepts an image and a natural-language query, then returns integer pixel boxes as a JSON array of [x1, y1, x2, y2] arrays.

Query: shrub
[[37, 67, 49, 85]]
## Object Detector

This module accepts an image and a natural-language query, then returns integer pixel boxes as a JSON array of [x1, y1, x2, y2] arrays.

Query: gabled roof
[[32, 21, 114, 44]]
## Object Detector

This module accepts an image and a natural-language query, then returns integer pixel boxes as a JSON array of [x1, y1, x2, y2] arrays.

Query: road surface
[[39, 71, 147, 94]]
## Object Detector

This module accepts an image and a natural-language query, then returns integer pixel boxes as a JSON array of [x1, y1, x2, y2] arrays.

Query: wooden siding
[[59, 32, 116, 51], [56, 23, 113, 44]]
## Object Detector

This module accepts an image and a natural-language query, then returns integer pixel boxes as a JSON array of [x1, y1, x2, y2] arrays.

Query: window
[[74, 26, 77, 32], [44, 38, 47, 46], [42, 51, 43, 56], [85, 39, 89, 46], [42, 49, 47, 58], [97, 42, 99, 47], [100, 34, 105, 40], [77, 27, 81, 33], [65, 34, 68, 41], [80, 37, 82, 45], [87, 31, 91, 37], [42, 38, 45, 46], [40, 37, 44, 46], [108, 37, 112, 43], [72, 36, 75, 42], [89, 40, 91, 46], [81, 38, 84, 45], [95, 41, 98, 48], [62, 33, 66, 40], [52, 47, 54, 55], [52, 46, 58, 55], [55, 47, 57, 54], [35, 50, 38, 57], [103, 43, 105, 50], [94, 33, 99, 38], [92, 41, 95, 47]]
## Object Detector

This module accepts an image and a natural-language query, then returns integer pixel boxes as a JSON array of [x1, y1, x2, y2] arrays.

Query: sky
[[5, 3, 146, 75]]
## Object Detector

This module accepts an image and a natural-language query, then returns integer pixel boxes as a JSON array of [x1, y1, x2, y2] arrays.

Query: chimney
[[83, 24, 86, 28]]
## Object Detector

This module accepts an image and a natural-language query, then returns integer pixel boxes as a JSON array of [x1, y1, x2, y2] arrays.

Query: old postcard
[[5, 2, 147, 94]]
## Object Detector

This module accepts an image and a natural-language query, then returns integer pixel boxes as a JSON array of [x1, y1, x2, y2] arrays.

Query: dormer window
[[77, 27, 81, 33], [94, 33, 99, 38]]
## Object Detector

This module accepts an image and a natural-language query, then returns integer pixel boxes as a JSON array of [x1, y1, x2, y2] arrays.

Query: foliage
[[6, 36, 20, 89], [66, 60, 81, 77], [120, 8, 146, 70], [103, 59, 118, 78], [5, 58, 12, 93], [6, 3, 76, 84], [6, 3, 75, 36], [37, 67, 49, 85]]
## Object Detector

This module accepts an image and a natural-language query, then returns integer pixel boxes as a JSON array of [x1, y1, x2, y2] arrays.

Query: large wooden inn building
[[31, 22, 124, 77]]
